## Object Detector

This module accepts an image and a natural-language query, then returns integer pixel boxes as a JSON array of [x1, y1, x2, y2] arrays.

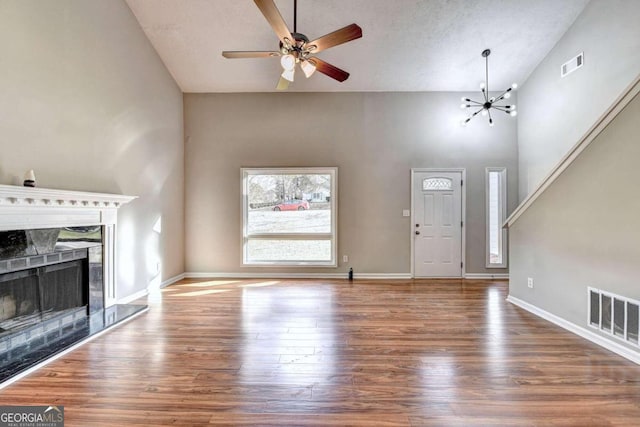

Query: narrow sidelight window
[[486, 168, 507, 268], [242, 168, 337, 266]]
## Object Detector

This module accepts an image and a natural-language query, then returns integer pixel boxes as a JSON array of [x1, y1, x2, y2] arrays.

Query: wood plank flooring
[[2, 278, 640, 426]]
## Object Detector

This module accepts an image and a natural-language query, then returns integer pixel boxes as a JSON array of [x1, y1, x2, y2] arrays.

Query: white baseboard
[[161, 273, 186, 288], [507, 295, 640, 365], [184, 272, 511, 280], [117, 273, 187, 303], [184, 272, 412, 280], [117, 288, 148, 304], [354, 273, 412, 280], [465, 273, 509, 279]]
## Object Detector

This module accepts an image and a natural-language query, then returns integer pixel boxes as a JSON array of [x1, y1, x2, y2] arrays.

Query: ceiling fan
[[222, 0, 363, 90]]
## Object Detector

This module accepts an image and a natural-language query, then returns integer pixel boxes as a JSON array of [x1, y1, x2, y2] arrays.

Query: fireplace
[[0, 184, 143, 385]]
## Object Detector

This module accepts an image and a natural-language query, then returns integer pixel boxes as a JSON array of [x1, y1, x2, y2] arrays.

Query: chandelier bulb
[[461, 96, 467, 102], [460, 104, 467, 109], [504, 92, 511, 99], [489, 97, 495, 102], [489, 119, 494, 127], [480, 82, 486, 90], [481, 109, 488, 116], [512, 83, 518, 89], [510, 110, 518, 117]]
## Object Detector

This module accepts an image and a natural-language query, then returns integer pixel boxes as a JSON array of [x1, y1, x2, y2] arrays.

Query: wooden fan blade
[[254, 0, 292, 44], [222, 51, 280, 59], [306, 24, 362, 53], [310, 58, 350, 82], [276, 76, 290, 91]]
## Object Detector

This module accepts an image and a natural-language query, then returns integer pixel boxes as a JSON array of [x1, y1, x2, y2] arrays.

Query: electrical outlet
[[402, 209, 410, 217], [343, 255, 348, 263], [527, 277, 534, 288]]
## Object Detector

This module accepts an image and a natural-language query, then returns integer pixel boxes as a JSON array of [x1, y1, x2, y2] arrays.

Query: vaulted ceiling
[[125, 0, 590, 93]]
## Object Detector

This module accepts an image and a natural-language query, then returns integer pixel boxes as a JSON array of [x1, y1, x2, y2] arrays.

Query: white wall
[[509, 91, 640, 351], [0, 0, 184, 298], [517, 0, 640, 200], [184, 92, 518, 276]]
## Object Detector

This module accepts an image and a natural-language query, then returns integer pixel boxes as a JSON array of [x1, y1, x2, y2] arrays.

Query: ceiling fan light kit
[[222, 0, 362, 90], [461, 49, 518, 127]]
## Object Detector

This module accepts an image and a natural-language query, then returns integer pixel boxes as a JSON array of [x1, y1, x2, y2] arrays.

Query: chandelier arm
[[488, 109, 494, 125], [481, 88, 488, 103], [466, 99, 483, 105], [493, 106, 510, 112], [493, 87, 512, 102], [462, 107, 484, 124]]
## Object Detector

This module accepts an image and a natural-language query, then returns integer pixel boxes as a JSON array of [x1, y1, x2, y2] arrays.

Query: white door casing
[[411, 169, 464, 278]]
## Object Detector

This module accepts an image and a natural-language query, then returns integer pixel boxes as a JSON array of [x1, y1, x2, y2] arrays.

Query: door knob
[[415, 230, 420, 235]]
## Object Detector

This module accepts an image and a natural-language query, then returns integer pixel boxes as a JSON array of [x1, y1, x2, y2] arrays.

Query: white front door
[[412, 170, 463, 278]]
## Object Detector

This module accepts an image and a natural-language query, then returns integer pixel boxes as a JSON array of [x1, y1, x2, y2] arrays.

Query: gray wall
[[509, 91, 640, 349], [0, 1, 184, 298], [184, 92, 518, 276], [517, 0, 640, 200]]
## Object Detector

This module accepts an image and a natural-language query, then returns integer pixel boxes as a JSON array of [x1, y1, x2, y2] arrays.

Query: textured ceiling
[[125, 0, 590, 93]]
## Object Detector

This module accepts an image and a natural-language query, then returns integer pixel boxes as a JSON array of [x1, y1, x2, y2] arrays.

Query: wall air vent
[[589, 287, 639, 347], [561, 52, 584, 78]]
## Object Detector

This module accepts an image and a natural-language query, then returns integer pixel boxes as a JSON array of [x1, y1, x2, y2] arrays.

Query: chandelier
[[461, 49, 517, 126]]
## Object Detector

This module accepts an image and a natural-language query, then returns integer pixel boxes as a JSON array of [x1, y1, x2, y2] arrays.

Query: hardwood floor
[[2, 278, 640, 426]]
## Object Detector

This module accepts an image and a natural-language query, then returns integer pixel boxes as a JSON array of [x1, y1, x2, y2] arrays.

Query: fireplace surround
[[0, 184, 145, 384]]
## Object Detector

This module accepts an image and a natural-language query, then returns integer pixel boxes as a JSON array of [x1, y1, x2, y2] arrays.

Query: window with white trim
[[486, 167, 507, 268], [242, 168, 337, 266]]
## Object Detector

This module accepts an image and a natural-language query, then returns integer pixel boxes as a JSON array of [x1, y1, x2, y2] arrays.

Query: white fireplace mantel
[[0, 184, 136, 307], [0, 184, 136, 231]]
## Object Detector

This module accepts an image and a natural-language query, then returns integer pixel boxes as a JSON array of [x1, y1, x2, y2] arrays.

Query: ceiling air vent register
[[561, 52, 584, 78]]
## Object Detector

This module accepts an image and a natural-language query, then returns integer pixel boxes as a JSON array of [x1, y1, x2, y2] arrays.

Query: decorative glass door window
[[422, 177, 453, 191]]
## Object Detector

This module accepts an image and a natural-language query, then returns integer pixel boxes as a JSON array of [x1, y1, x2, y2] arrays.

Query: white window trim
[[485, 167, 507, 268], [241, 167, 337, 267]]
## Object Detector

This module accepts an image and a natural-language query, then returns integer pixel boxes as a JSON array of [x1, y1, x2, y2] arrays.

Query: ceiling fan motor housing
[[280, 32, 315, 61]]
